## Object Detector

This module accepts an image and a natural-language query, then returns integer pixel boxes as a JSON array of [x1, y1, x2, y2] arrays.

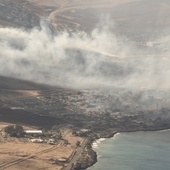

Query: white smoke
[[0, 20, 170, 90]]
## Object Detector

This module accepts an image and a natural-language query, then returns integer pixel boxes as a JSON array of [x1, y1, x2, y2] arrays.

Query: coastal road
[[63, 138, 88, 170]]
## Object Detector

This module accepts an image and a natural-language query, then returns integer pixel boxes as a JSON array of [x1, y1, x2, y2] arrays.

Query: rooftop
[[24, 130, 43, 134]]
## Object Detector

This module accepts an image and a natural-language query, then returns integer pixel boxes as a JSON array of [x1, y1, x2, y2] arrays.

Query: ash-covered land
[[0, 0, 41, 28], [1, 76, 170, 131], [0, 0, 170, 169]]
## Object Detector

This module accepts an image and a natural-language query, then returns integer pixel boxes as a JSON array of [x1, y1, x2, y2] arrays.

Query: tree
[[4, 124, 25, 137], [15, 124, 25, 137], [4, 125, 14, 134], [76, 141, 81, 147]]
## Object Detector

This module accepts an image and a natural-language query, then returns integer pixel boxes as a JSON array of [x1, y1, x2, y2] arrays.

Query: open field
[[0, 122, 85, 170], [0, 142, 62, 170]]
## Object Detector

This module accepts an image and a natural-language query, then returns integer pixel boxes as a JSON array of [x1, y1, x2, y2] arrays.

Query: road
[[48, 1, 134, 30], [63, 138, 88, 170]]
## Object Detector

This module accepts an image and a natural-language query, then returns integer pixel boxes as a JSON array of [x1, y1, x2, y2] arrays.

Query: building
[[24, 130, 43, 136], [30, 138, 43, 143]]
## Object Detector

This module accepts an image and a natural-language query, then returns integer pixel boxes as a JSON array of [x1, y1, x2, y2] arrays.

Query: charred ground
[[0, 76, 170, 132]]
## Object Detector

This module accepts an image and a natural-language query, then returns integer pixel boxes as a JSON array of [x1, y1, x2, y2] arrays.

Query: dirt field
[[0, 123, 83, 170], [0, 142, 63, 170]]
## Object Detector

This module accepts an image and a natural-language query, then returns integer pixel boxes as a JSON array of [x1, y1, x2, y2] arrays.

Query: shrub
[[4, 124, 25, 137]]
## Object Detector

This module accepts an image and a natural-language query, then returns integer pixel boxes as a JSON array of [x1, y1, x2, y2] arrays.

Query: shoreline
[[86, 127, 170, 170]]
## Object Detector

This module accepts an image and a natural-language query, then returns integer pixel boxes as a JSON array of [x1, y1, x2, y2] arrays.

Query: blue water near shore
[[89, 130, 170, 170]]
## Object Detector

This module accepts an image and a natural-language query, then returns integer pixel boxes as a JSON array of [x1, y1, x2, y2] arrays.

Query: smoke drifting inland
[[0, 21, 170, 90]]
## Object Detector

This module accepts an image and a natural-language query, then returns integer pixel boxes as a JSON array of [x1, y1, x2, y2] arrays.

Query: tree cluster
[[4, 124, 25, 137]]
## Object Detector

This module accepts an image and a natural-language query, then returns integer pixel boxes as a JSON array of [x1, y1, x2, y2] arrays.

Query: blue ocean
[[89, 131, 170, 170]]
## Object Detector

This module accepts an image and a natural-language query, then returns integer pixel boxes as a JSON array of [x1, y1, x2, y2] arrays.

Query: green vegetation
[[76, 141, 81, 147], [4, 124, 25, 137]]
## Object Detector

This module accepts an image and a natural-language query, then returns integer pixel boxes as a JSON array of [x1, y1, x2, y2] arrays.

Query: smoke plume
[[0, 20, 170, 90]]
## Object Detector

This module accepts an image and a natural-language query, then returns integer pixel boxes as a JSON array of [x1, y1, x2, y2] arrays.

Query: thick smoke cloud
[[0, 20, 170, 90]]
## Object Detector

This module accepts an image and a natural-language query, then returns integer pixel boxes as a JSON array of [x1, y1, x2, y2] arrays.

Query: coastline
[[85, 127, 170, 170], [81, 131, 118, 170]]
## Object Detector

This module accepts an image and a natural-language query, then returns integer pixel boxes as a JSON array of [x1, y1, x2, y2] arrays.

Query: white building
[[30, 138, 43, 143], [24, 130, 43, 135]]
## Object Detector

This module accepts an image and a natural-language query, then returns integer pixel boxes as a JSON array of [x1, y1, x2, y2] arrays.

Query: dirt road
[[48, 0, 136, 30], [0, 145, 56, 170]]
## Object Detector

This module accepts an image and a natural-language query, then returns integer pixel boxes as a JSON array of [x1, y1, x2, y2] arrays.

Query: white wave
[[112, 132, 121, 140], [92, 138, 106, 149], [158, 129, 170, 132], [92, 142, 98, 149], [98, 138, 106, 142]]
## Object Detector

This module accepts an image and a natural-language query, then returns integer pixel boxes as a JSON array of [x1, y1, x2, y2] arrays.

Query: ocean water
[[89, 131, 170, 170]]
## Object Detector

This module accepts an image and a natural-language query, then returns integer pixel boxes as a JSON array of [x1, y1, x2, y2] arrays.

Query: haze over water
[[89, 131, 170, 170]]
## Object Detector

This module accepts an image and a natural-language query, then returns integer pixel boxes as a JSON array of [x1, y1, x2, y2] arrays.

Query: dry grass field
[[0, 123, 83, 170], [0, 142, 63, 170]]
